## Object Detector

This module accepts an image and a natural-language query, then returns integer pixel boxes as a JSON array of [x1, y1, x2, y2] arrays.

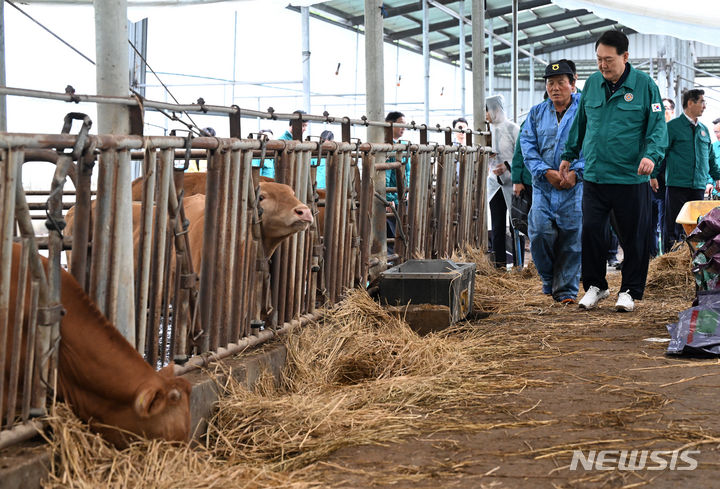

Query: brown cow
[[3, 242, 191, 448], [131, 172, 324, 233], [67, 181, 313, 271]]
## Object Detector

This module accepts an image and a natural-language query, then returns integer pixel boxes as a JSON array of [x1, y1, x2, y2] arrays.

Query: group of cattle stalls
[[0, 123, 490, 449]]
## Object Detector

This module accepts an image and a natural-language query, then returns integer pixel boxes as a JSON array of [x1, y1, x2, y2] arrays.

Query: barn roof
[[286, 0, 634, 72]]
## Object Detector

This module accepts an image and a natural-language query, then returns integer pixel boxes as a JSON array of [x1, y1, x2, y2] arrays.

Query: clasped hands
[[549, 162, 576, 190]]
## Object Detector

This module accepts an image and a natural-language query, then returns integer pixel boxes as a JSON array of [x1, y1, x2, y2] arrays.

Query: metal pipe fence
[[0, 129, 490, 449]]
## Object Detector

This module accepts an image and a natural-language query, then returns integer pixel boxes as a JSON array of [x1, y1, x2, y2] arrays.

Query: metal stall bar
[[323, 148, 340, 302], [4, 240, 29, 429], [435, 148, 454, 257], [222, 148, 242, 347], [88, 149, 116, 315], [69, 149, 95, 289], [135, 148, 157, 354], [144, 149, 173, 366], [166, 172, 195, 364], [231, 148, 254, 340], [293, 148, 311, 319], [339, 150, 355, 294], [12, 150, 58, 423], [0, 148, 15, 426], [199, 149, 222, 352], [211, 150, 232, 350], [334, 147, 350, 300]]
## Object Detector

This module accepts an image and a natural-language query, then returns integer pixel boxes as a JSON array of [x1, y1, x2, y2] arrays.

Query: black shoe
[[615, 260, 623, 270], [607, 257, 620, 268]]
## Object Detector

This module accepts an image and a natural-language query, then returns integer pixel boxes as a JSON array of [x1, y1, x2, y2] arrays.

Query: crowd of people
[[486, 29, 719, 313], [259, 30, 718, 315]]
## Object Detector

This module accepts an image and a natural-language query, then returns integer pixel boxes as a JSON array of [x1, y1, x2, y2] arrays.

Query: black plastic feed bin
[[378, 259, 476, 330]]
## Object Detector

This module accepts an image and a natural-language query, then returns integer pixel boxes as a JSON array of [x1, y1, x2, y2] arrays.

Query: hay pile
[[645, 247, 693, 298], [207, 288, 555, 471], [38, 245, 701, 486], [41, 404, 314, 489]]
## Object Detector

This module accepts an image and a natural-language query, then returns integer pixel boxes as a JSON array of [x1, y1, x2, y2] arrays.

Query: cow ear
[[134, 386, 167, 419]]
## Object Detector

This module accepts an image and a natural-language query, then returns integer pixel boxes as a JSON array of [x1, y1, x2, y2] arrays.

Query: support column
[[422, 0, 430, 124], [0, 0, 6, 131], [365, 0, 386, 260], [472, 0, 487, 251], [458, 0, 466, 117], [511, 0, 518, 122], [94, 0, 135, 343], [365, 0, 384, 143], [487, 17, 493, 95], [529, 45, 535, 106], [301, 6, 311, 114]]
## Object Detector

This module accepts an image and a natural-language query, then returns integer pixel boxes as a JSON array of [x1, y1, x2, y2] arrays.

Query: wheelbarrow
[[675, 200, 720, 252]]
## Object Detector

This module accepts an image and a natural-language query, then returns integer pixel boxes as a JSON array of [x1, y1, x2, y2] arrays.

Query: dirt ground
[[303, 267, 720, 489]]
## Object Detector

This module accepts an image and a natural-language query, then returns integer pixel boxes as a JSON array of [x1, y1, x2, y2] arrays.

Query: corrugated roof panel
[[300, 1, 720, 77]]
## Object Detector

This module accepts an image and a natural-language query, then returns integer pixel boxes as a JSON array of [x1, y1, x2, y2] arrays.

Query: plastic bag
[[667, 289, 720, 356], [511, 189, 531, 236]]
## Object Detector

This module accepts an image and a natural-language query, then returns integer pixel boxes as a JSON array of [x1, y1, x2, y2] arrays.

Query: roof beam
[[493, 9, 590, 35], [486, 0, 552, 19], [348, 0, 458, 25], [519, 19, 618, 46], [308, 3, 359, 25], [491, 27, 636, 64], [484, 19, 618, 55], [435, 17, 616, 52], [387, 18, 457, 40], [426, 0, 547, 65]]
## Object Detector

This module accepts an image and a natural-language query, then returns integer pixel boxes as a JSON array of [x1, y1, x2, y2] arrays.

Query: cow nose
[[295, 205, 313, 223]]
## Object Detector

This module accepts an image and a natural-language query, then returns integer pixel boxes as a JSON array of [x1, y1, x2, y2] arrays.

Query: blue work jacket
[[520, 93, 585, 190]]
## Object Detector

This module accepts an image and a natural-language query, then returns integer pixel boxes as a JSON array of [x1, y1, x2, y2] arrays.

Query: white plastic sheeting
[[552, 0, 720, 48]]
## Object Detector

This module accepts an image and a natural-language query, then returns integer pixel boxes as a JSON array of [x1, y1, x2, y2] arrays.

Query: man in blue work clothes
[[521, 60, 584, 304], [652, 89, 720, 251], [560, 30, 667, 312]]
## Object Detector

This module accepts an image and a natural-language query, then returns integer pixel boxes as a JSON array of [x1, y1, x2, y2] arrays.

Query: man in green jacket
[[560, 30, 667, 312], [651, 89, 720, 251], [713, 117, 720, 162]]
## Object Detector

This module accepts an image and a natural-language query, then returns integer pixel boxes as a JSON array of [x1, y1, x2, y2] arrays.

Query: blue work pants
[[529, 183, 582, 300]]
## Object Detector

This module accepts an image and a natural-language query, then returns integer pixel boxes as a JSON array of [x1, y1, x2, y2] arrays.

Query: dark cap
[[543, 61, 574, 79]]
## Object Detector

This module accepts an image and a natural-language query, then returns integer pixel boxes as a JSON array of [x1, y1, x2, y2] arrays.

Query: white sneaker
[[578, 286, 610, 310], [615, 290, 635, 312]]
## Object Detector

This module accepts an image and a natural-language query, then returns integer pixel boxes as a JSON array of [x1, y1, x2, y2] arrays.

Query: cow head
[[258, 181, 313, 257], [92, 365, 192, 448]]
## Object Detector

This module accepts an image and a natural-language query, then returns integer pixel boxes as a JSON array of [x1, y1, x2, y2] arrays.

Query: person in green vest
[[384, 111, 409, 254], [713, 117, 720, 163], [560, 30, 667, 313], [510, 120, 532, 257], [651, 89, 720, 251], [278, 109, 307, 141]]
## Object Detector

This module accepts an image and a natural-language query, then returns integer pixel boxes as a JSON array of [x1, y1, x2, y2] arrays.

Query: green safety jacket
[[561, 63, 667, 184], [652, 115, 720, 190], [511, 121, 532, 185]]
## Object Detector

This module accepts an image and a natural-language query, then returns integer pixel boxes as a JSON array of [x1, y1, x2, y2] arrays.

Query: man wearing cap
[[652, 89, 720, 251], [520, 60, 584, 303], [560, 30, 667, 312]]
